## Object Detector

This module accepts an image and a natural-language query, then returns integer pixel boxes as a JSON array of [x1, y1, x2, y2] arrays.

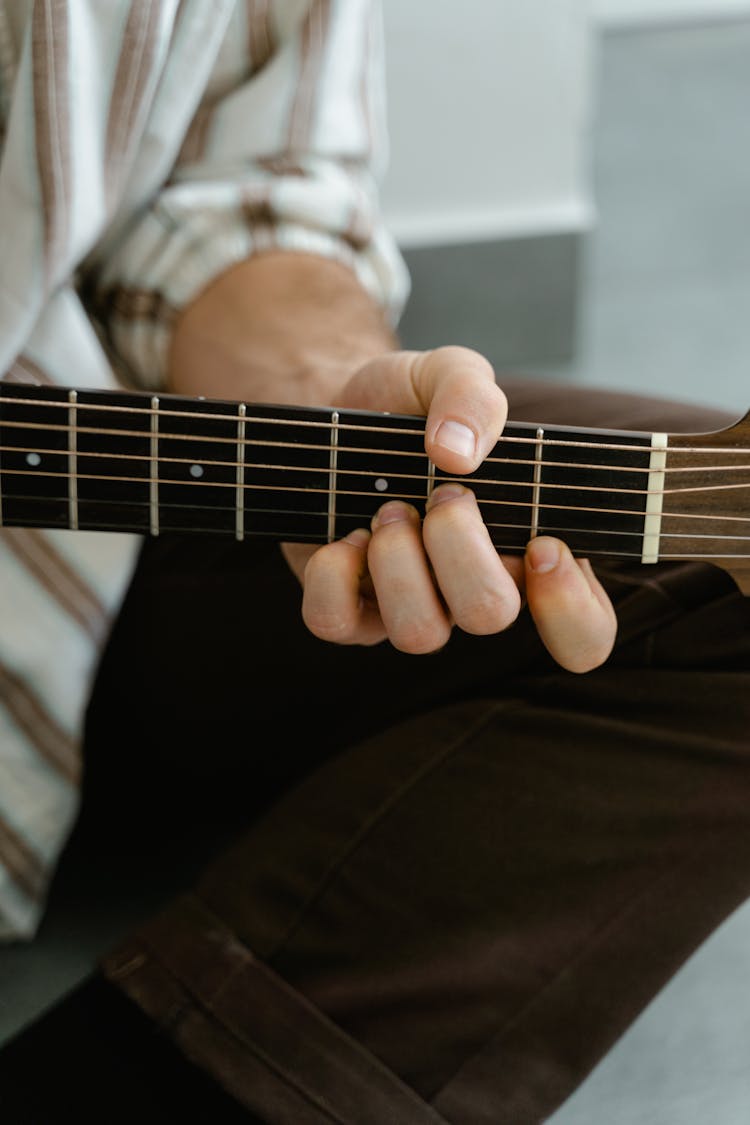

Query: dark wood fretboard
[[0, 383, 748, 592]]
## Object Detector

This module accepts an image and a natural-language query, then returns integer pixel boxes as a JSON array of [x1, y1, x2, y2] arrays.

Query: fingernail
[[372, 501, 414, 530], [434, 420, 476, 459], [426, 483, 468, 509], [527, 536, 561, 574], [343, 528, 371, 548]]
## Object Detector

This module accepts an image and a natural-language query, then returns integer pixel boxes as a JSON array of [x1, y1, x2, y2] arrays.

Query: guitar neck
[[0, 383, 748, 592]]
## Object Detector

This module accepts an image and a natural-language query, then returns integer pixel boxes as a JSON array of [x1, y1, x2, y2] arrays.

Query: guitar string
[[1, 511, 746, 559], [3, 509, 745, 561], [0, 416, 678, 457], [0, 441, 748, 505], [0, 416, 748, 461], [0, 396, 748, 456], [1, 429, 748, 480], [2, 481, 747, 548], [0, 457, 748, 512], [0, 404, 747, 531], [0, 466, 748, 531]]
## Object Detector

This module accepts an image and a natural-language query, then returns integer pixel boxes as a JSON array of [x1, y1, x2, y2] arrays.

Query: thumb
[[338, 346, 508, 475]]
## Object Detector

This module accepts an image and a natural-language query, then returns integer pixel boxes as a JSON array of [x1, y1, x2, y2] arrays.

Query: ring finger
[[423, 484, 522, 634]]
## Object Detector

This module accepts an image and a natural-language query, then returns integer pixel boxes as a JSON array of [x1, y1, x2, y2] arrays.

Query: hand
[[283, 346, 617, 673]]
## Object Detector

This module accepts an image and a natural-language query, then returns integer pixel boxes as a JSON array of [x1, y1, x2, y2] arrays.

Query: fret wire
[[150, 396, 159, 537], [426, 457, 436, 502], [236, 403, 246, 542], [328, 410, 339, 543], [68, 390, 78, 531], [4, 394, 749, 456], [530, 427, 544, 539]]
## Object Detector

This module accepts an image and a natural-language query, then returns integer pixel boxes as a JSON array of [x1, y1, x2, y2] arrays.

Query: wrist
[[167, 251, 398, 407]]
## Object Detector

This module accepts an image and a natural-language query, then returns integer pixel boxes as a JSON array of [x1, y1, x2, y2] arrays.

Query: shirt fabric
[[0, 0, 409, 940]]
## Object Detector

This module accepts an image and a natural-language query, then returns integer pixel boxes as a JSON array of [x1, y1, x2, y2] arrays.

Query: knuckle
[[368, 524, 419, 564], [433, 343, 493, 376]]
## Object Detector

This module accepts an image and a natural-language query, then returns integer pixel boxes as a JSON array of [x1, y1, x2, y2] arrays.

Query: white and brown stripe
[[31, 0, 72, 283], [0, 660, 79, 784], [105, 0, 167, 204], [287, 0, 331, 153], [344, 184, 375, 252], [255, 153, 308, 177], [0, 814, 46, 904], [3, 354, 55, 386], [0, 3, 16, 144], [106, 285, 179, 325], [0, 0, 406, 940], [247, 0, 276, 74], [175, 100, 214, 167], [241, 191, 277, 228], [359, 0, 376, 160], [2, 529, 109, 644]]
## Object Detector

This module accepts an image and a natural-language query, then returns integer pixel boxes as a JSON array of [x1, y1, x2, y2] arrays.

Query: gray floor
[[1, 17, 749, 1123]]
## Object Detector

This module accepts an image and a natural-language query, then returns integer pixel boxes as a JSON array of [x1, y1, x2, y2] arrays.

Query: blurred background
[[383, 0, 750, 419]]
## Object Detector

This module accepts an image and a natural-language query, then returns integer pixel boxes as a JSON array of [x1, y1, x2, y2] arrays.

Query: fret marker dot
[[374, 478, 389, 492], [26, 453, 41, 467], [190, 464, 204, 478]]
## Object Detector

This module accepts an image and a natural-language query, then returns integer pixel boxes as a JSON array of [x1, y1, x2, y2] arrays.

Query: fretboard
[[0, 383, 747, 576]]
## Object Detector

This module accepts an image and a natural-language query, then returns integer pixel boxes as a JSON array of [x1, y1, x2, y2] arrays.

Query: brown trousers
[[81, 382, 750, 1124]]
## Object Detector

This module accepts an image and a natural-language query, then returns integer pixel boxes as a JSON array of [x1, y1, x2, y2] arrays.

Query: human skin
[[168, 251, 617, 672]]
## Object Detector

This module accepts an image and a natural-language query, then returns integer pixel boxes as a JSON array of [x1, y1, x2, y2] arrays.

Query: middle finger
[[368, 501, 452, 654], [423, 484, 522, 635]]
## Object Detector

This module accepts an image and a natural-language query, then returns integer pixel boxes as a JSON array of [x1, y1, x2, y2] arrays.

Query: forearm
[[167, 252, 399, 406]]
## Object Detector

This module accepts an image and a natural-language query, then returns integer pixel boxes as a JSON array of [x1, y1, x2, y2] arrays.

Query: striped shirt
[[0, 0, 408, 941]]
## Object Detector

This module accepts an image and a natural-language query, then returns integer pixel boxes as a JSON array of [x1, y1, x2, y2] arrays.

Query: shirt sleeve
[[85, 0, 410, 391]]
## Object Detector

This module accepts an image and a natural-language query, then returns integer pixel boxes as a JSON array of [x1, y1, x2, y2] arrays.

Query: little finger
[[524, 538, 617, 673]]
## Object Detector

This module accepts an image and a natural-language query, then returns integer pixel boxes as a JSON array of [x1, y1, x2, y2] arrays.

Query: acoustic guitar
[[0, 383, 747, 594]]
